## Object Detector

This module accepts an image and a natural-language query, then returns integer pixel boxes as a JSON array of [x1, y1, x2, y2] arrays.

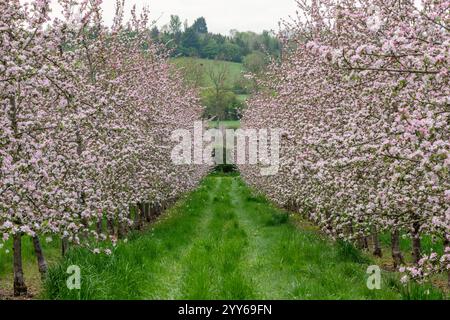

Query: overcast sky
[[51, 0, 299, 35]]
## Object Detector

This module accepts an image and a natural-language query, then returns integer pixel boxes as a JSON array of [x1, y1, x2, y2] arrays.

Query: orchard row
[[240, 0, 449, 286], [0, 0, 209, 296]]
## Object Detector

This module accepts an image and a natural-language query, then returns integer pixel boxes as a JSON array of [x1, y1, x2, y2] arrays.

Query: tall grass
[[42, 175, 446, 300]]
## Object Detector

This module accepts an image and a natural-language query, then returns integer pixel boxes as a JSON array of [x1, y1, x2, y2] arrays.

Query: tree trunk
[[81, 217, 89, 240], [444, 235, 449, 289], [9, 98, 27, 296], [133, 205, 139, 229], [372, 228, 382, 258], [150, 204, 156, 220], [117, 217, 126, 239], [138, 203, 145, 229], [32, 236, 48, 279], [134, 204, 141, 230], [358, 235, 369, 250], [411, 221, 422, 264], [391, 229, 404, 270], [107, 217, 115, 237], [61, 237, 69, 257], [348, 221, 354, 238], [96, 215, 103, 235], [145, 203, 151, 223], [127, 206, 133, 233], [361, 236, 369, 250], [13, 233, 27, 296]]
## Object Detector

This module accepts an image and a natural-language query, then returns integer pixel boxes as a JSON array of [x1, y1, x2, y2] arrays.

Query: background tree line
[[151, 16, 280, 63]]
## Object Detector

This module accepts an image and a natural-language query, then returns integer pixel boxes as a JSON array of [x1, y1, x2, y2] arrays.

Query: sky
[[51, 0, 299, 35]]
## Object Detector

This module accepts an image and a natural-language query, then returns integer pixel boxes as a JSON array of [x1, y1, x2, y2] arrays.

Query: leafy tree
[[168, 15, 182, 36], [218, 42, 242, 62], [203, 63, 231, 120], [192, 17, 208, 34], [202, 89, 242, 121], [181, 27, 200, 53], [150, 26, 160, 41], [243, 51, 268, 74], [201, 38, 220, 59]]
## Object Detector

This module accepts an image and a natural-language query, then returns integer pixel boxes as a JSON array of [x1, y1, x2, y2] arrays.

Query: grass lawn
[[42, 174, 445, 300], [236, 94, 249, 102]]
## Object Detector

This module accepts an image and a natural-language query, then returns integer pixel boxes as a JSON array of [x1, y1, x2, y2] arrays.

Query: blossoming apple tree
[[240, 0, 449, 286], [0, 0, 208, 296]]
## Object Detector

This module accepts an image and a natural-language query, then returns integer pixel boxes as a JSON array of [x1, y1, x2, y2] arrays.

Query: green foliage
[[168, 15, 182, 36], [243, 51, 268, 74], [233, 78, 253, 95], [201, 88, 243, 120], [191, 17, 208, 34], [217, 42, 242, 62], [181, 28, 200, 55], [201, 38, 220, 59], [154, 16, 280, 63], [383, 274, 446, 300], [398, 283, 446, 300]]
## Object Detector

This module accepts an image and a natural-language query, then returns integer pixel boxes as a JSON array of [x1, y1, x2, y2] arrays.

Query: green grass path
[[45, 175, 413, 300]]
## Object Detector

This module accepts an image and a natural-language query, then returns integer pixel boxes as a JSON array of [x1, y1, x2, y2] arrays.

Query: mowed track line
[[142, 175, 398, 299]]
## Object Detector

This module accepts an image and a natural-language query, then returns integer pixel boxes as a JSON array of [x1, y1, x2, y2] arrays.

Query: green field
[[171, 57, 245, 89], [237, 94, 249, 102], [208, 120, 241, 130], [41, 174, 444, 300]]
